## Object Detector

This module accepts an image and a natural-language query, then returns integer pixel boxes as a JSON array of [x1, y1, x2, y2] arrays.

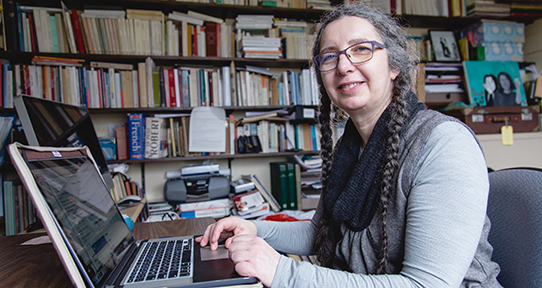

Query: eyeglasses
[[312, 41, 387, 72]]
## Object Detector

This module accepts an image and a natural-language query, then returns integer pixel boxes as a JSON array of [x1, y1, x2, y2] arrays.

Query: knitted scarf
[[322, 92, 425, 232]]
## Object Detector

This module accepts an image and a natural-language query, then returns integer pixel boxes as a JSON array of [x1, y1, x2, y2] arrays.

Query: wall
[[477, 132, 542, 170], [525, 18, 542, 69]]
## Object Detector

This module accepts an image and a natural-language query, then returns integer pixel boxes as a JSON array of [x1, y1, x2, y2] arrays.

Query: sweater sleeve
[[254, 121, 489, 288]]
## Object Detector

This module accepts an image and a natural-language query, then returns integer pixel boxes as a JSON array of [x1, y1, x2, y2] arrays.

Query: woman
[[483, 74, 497, 107], [494, 72, 524, 107], [197, 4, 502, 287]]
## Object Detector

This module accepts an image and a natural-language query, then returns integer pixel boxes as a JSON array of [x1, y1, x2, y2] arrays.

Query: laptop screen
[[25, 152, 135, 286]]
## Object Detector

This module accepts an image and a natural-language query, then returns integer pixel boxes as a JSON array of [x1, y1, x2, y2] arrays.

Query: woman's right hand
[[195, 216, 257, 251]]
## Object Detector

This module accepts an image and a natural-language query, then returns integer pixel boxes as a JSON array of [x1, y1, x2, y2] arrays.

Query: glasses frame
[[312, 40, 388, 72]]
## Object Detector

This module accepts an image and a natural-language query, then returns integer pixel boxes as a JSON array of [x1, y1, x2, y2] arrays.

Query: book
[[232, 189, 266, 215], [232, 202, 271, 219], [128, 113, 145, 160], [180, 207, 230, 219], [115, 125, 128, 160], [269, 162, 289, 210], [285, 162, 297, 210], [144, 117, 168, 158], [0, 115, 16, 165], [243, 174, 281, 213], [178, 198, 232, 219]]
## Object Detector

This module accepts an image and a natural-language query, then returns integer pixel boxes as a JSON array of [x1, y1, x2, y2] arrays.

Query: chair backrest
[[487, 168, 542, 288]]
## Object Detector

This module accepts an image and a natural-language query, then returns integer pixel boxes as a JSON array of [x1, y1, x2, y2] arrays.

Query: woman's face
[[319, 16, 399, 117], [499, 74, 511, 91], [484, 76, 496, 93]]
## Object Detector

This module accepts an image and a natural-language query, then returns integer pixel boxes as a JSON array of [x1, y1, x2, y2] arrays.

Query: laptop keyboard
[[125, 238, 193, 284]]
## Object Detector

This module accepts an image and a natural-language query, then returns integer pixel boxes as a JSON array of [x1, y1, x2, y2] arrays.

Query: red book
[[168, 69, 176, 107], [27, 13, 38, 52], [124, 179, 132, 196], [205, 22, 218, 57], [70, 10, 86, 54], [116, 125, 128, 161], [50, 67, 56, 102]]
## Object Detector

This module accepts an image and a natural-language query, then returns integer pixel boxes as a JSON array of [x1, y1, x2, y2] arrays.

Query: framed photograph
[[429, 30, 461, 62], [463, 61, 527, 107]]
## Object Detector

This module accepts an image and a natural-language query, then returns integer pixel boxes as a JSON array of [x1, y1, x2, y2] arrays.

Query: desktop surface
[[0, 217, 216, 288]]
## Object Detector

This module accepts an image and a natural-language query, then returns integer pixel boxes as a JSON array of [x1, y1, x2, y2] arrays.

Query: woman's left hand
[[226, 234, 281, 288]]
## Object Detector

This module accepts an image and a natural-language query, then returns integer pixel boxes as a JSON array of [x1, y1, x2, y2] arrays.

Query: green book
[[285, 162, 297, 210], [152, 69, 161, 107], [270, 162, 289, 210], [49, 15, 59, 53], [3, 179, 16, 235]]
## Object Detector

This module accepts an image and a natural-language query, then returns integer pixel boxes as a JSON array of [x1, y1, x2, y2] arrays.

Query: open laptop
[[8, 143, 258, 288]]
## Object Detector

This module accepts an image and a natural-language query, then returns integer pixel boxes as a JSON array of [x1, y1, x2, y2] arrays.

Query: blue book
[[181, 69, 190, 107], [16, 3, 23, 52], [49, 15, 59, 53], [278, 82, 283, 105], [128, 113, 146, 160], [198, 69, 205, 106], [311, 124, 318, 151]]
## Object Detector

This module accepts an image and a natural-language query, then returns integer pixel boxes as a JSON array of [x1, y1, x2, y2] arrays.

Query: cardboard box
[[467, 20, 525, 46], [476, 42, 523, 62]]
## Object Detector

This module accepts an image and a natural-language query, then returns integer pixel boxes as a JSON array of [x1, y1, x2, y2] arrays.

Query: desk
[[0, 217, 216, 288]]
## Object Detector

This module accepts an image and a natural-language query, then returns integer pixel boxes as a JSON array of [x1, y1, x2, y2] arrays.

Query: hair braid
[[314, 87, 337, 267], [376, 84, 410, 273]]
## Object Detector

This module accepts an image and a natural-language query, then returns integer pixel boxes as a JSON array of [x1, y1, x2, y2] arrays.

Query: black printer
[[164, 174, 230, 204]]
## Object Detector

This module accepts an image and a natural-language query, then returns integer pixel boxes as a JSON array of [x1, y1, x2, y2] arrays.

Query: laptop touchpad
[[200, 246, 229, 261]]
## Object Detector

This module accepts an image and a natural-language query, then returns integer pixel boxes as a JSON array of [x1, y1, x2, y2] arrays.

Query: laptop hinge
[[104, 240, 146, 288]]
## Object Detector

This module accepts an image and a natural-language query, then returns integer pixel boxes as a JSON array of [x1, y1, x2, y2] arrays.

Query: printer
[[164, 164, 230, 204]]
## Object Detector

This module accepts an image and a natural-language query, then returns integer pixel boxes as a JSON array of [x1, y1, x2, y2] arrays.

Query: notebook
[[8, 143, 258, 288]]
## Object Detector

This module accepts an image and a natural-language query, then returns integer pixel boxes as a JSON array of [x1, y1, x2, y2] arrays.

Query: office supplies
[[8, 143, 257, 288]]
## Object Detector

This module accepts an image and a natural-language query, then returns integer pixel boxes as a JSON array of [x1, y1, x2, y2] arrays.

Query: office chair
[[487, 168, 542, 288]]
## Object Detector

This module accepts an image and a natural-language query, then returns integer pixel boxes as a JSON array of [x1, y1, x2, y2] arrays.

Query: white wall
[[525, 18, 542, 69], [477, 132, 542, 170]]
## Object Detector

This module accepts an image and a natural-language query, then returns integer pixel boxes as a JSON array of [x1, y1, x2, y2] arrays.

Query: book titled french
[[128, 113, 145, 160]]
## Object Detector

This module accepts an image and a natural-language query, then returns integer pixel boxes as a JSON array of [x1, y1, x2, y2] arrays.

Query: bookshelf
[[1, 0, 541, 207]]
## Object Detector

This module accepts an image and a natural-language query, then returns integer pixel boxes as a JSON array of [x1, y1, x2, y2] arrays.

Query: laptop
[[8, 143, 258, 288]]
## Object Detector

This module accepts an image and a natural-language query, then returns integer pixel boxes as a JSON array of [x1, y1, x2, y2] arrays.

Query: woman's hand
[[227, 234, 281, 288], [195, 216, 257, 250]]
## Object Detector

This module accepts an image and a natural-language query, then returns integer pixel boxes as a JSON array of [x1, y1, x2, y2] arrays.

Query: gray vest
[[331, 109, 502, 287]]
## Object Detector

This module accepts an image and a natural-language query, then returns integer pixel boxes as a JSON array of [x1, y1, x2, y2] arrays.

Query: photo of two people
[[463, 61, 528, 107]]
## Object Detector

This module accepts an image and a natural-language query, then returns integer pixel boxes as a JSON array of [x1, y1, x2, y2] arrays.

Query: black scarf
[[322, 92, 425, 232]]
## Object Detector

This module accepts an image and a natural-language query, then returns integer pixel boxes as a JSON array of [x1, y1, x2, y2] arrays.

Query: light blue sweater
[[254, 110, 502, 287]]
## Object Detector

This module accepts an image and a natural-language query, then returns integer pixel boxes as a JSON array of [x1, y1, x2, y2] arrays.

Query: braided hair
[[312, 4, 418, 273]]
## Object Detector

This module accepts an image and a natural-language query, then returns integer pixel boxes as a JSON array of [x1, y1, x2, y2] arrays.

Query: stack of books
[[467, 0, 510, 17], [177, 198, 232, 219], [231, 189, 271, 219], [240, 35, 282, 59], [235, 14, 274, 30]]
